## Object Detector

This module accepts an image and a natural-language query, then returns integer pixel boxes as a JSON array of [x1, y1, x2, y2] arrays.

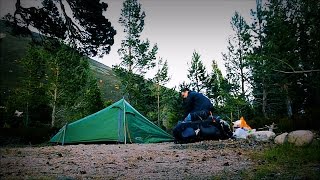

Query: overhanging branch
[[273, 69, 320, 74]]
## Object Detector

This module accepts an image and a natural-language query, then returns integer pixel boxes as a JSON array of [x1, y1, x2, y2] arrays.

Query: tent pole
[[62, 123, 67, 146], [123, 99, 127, 144]]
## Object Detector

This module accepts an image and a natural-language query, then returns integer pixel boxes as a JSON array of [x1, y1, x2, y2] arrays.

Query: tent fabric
[[50, 99, 174, 144]]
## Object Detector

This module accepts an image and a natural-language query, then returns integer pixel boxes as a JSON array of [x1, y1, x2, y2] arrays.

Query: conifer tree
[[187, 51, 207, 92]]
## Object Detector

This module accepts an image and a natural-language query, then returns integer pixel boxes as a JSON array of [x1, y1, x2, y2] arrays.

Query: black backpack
[[173, 116, 232, 144]]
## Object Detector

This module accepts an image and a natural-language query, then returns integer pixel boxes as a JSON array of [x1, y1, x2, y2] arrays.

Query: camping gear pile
[[173, 116, 233, 143], [232, 117, 278, 142], [232, 117, 255, 139]]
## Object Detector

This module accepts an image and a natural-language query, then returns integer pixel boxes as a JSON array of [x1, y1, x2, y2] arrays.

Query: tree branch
[[273, 69, 320, 74]]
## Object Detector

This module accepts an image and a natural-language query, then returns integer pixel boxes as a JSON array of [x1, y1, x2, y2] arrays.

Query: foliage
[[115, 0, 181, 130], [4, 43, 51, 127], [187, 51, 208, 92], [153, 59, 170, 86], [205, 60, 231, 107], [116, 0, 158, 111], [152, 59, 171, 126], [223, 12, 251, 97], [5, 42, 104, 128], [254, 0, 319, 128], [0, 25, 120, 128], [179, 82, 191, 91], [4, 0, 116, 57], [113, 67, 156, 120], [161, 88, 184, 130], [223, 0, 320, 129], [82, 76, 104, 116], [117, 0, 158, 74]]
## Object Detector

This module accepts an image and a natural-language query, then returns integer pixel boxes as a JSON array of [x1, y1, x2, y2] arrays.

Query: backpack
[[173, 116, 232, 144]]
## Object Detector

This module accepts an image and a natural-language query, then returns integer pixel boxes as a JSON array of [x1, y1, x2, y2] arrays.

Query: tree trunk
[[238, 33, 245, 97], [284, 84, 293, 118], [262, 79, 267, 119], [25, 102, 29, 127], [240, 66, 245, 96], [157, 83, 160, 126], [25, 78, 30, 127], [51, 67, 59, 127], [51, 87, 57, 127], [128, 46, 132, 72]]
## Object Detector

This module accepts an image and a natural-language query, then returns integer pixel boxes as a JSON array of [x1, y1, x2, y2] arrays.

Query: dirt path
[[0, 140, 265, 179]]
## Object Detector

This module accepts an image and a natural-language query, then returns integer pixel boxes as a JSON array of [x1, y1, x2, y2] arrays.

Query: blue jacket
[[183, 91, 213, 118]]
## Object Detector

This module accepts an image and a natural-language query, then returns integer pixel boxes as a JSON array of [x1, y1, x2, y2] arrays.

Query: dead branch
[[273, 69, 320, 74]]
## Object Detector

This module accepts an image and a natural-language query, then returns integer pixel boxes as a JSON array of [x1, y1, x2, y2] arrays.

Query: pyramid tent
[[50, 99, 174, 144]]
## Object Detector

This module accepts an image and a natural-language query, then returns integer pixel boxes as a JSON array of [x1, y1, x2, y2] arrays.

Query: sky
[[99, 0, 256, 88], [0, 0, 256, 88]]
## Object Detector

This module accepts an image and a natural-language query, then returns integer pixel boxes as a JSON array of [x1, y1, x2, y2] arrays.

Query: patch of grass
[[243, 140, 320, 179]]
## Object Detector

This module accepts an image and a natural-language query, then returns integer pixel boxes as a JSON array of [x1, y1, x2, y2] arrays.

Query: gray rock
[[288, 130, 313, 146], [274, 133, 288, 145], [247, 131, 276, 142]]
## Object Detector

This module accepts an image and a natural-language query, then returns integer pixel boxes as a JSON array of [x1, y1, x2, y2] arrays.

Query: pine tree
[[44, 42, 90, 127], [152, 59, 170, 126], [244, 0, 320, 129], [187, 51, 207, 92], [83, 76, 104, 115], [9, 42, 95, 127], [263, 0, 320, 122], [116, 0, 158, 116], [5, 0, 116, 57], [206, 60, 230, 107], [117, 0, 158, 74], [162, 88, 184, 129], [11, 44, 48, 127], [223, 12, 251, 97]]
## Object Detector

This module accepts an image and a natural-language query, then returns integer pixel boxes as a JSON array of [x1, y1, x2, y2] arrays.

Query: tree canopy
[[4, 0, 116, 57]]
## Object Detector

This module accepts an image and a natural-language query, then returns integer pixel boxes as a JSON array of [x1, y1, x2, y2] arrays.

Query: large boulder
[[287, 130, 313, 146], [247, 131, 276, 142], [274, 133, 288, 145]]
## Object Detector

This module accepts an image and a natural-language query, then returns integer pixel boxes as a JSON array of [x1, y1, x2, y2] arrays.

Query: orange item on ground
[[240, 116, 252, 130]]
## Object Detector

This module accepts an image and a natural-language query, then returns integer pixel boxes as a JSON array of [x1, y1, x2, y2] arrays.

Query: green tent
[[50, 99, 174, 144]]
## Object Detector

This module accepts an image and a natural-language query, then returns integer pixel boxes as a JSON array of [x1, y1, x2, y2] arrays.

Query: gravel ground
[[0, 139, 268, 180]]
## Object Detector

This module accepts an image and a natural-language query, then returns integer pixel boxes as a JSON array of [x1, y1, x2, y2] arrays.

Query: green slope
[[87, 59, 123, 102], [0, 21, 122, 105]]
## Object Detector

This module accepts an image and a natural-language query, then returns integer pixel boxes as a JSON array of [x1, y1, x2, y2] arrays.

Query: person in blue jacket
[[181, 87, 214, 122]]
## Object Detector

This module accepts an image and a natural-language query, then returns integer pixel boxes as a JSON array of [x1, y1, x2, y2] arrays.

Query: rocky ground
[[0, 139, 272, 180]]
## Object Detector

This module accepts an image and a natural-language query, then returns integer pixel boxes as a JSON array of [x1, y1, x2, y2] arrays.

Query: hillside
[[87, 59, 122, 102], [0, 21, 122, 105]]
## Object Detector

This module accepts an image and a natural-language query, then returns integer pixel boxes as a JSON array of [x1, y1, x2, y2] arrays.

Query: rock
[[247, 131, 276, 142], [288, 130, 313, 146], [274, 133, 288, 144], [223, 162, 230, 166]]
